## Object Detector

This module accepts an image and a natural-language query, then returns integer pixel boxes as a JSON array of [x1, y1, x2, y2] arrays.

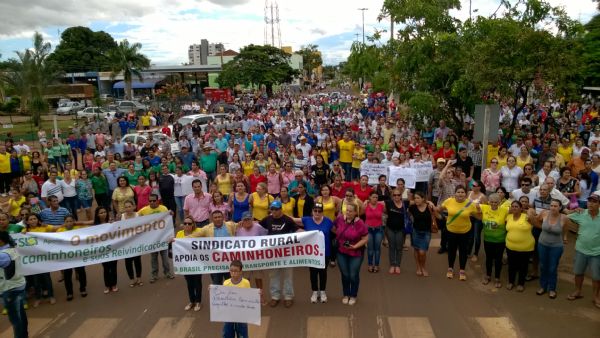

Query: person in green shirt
[[0, 212, 23, 234], [200, 146, 218, 183], [51, 140, 64, 172], [59, 140, 71, 168], [90, 167, 110, 210], [565, 192, 600, 307], [44, 140, 57, 168], [168, 156, 189, 174], [123, 164, 141, 186]]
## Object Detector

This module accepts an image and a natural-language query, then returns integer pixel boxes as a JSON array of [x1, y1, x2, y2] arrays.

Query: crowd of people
[[1, 91, 600, 338]]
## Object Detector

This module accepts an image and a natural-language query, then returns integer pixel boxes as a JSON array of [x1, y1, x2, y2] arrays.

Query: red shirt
[[249, 174, 267, 193], [434, 148, 455, 161], [345, 182, 372, 202], [161, 126, 172, 137], [331, 184, 346, 199]]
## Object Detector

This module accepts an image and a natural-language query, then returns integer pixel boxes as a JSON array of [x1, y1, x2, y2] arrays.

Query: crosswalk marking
[[387, 317, 435, 338], [248, 316, 270, 338], [147, 317, 194, 338], [0, 317, 53, 338], [68, 318, 121, 338], [474, 317, 518, 338], [307, 316, 350, 338]]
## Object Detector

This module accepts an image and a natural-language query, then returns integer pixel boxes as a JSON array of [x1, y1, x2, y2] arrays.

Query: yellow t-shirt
[[27, 225, 54, 233], [223, 277, 251, 288], [138, 205, 168, 216], [56, 225, 87, 232], [176, 229, 200, 238], [338, 139, 355, 163], [140, 115, 151, 127], [516, 156, 532, 170], [505, 213, 535, 252], [217, 173, 232, 196], [320, 149, 329, 165], [297, 198, 305, 217], [21, 155, 31, 172], [8, 196, 26, 217], [487, 145, 499, 166], [352, 148, 365, 169], [251, 192, 272, 221], [319, 197, 336, 220], [0, 153, 10, 173], [557, 145, 573, 163], [242, 161, 255, 176], [496, 155, 508, 169], [442, 198, 478, 234], [281, 197, 295, 217]]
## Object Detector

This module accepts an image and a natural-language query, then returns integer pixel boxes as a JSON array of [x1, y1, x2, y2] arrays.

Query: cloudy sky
[[0, 0, 596, 66]]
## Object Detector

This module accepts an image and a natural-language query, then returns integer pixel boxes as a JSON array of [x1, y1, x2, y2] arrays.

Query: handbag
[[429, 205, 439, 233]]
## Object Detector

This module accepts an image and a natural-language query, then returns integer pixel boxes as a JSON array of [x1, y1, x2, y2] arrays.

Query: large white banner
[[209, 285, 261, 325], [410, 161, 433, 182], [13, 212, 173, 275], [172, 231, 325, 275], [360, 163, 389, 185], [388, 167, 417, 189]]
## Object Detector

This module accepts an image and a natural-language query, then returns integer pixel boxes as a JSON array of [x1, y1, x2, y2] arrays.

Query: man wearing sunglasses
[[511, 177, 536, 203]]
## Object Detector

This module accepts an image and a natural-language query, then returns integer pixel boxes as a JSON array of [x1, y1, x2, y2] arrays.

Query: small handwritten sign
[[410, 161, 433, 182], [360, 163, 388, 185], [388, 167, 417, 189], [209, 285, 261, 325]]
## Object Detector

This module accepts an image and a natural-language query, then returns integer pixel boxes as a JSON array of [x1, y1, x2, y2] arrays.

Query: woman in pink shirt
[[281, 162, 296, 187], [482, 158, 502, 195], [133, 175, 152, 210], [266, 163, 283, 197], [209, 191, 231, 220], [363, 192, 384, 273]]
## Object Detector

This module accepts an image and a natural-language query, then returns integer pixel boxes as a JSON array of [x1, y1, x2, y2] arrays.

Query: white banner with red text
[[172, 231, 326, 274], [13, 212, 173, 275]]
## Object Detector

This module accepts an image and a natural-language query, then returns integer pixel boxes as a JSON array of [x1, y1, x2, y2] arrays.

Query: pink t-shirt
[[266, 172, 281, 195], [133, 185, 152, 210], [364, 202, 384, 227], [184, 193, 212, 222], [209, 202, 231, 220], [334, 215, 368, 257], [236, 223, 268, 237]]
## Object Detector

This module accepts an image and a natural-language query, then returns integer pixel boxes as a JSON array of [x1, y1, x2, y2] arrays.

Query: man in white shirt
[[510, 177, 537, 202], [295, 136, 312, 158], [508, 137, 524, 156], [41, 169, 64, 203], [537, 160, 560, 185], [530, 177, 569, 207], [13, 139, 30, 154]]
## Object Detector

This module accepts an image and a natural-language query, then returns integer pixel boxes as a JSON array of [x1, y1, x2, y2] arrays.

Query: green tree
[[296, 44, 323, 82], [107, 39, 151, 100], [343, 42, 385, 90], [0, 33, 62, 126], [47, 26, 117, 73], [583, 14, 600, 87], [216, 44, 299, 96]]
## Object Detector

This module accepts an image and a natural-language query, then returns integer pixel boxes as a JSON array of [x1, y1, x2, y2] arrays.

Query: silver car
[[121, 132, 180, 154]]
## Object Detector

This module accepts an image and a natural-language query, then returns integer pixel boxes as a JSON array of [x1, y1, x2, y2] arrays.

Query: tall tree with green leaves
[[107, 40, 151, 100], [48, 26, 117, 73], [0, 33, 62, 126], [296, 44, 323, 82], [583, 14, 600, 87], [216, 44, 299, 96]]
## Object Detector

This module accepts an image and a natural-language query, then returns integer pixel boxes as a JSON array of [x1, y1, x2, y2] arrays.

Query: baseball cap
[[313, 203, 324, 210], [588, 192, 600, 202], [270, 200, 282, 209], [241, 211, 253, 220]]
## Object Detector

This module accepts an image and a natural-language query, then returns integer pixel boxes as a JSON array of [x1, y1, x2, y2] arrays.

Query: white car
[[172, 113, 231, 132], [76, 107, 116, 120], [121, 132, 180, 154], [56, 102, 83, 115]]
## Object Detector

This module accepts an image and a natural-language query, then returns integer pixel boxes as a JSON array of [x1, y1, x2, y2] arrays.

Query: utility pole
[[354, 33, 360, 42], [358, 8, 368, 44], [390, 14, 394, 41]]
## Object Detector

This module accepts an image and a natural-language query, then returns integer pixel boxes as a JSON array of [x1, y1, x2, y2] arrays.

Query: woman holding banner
[[96, 207, 119, 294], [24, 213, 56, 307], [121, 201, 143, 288], [176, 216, 202, 312]]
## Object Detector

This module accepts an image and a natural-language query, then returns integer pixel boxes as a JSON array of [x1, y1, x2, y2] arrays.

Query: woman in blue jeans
[[530, 199, 567, 299], [363, 192, 384, 272], [334, 203, 368, 305]]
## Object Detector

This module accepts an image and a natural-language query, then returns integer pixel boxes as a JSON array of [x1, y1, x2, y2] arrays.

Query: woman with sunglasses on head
[[363, 191, 385, 273], [292, 203, 334, 303], [175, 216, 203, 311]]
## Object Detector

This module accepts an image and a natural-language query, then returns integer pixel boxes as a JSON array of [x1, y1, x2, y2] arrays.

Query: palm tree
[[107, 40, 151, 100], [0, 32, 61, 126]]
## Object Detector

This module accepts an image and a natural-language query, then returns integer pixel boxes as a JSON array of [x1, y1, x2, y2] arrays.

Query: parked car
[[175, 113, 231, 132], [210, 103, 237, 114], [115, 101, 148, 114], [76, 107, 116, 120], [56, 102, 83, 115], [121, 131, 180, 154]]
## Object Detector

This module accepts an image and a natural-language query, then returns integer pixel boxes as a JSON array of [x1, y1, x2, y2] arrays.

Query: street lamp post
[[358, 8, 368, 44]]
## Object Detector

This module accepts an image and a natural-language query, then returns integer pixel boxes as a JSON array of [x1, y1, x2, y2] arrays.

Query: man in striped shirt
[[39, 195, 70, 227]]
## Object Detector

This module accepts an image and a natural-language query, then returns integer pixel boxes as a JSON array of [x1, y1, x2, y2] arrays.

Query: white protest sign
[[360, 163, 389, 185], [410, 161, 433, 182], [388, 167, 416, 189], [209, 285, 261, 325], [173, 231, 325, 274], [14, 212, 173, 275]]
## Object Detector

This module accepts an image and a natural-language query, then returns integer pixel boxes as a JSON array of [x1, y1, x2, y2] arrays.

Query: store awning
[[113, 78, 163, 89]]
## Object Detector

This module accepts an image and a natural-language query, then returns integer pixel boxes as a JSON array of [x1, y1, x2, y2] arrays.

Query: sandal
[[416, 270, 423, 276], [482, 276, 491, 285], [129, 281, 136, 288], [137, 281, 144, 287], [548, 291, 557, 299], [536, 288, 546, 296], [567, 293, 583, 301], [494, 280, 502, 289], [373, 266, 379, 273], [506, 283, 514, 290], [368, 266, 374, 273]]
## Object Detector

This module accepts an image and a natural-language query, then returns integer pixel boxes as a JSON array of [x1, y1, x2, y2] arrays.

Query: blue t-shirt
[[302, 216, 333, 258]]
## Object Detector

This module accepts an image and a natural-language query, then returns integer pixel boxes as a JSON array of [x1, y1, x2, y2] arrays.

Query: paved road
[[2, 234, 598, 338]]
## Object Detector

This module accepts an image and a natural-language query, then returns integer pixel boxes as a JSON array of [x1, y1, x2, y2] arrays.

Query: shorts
[[79, 198, 93, 209], [411, 229, 431, 251], [573, 250, 600, 280]]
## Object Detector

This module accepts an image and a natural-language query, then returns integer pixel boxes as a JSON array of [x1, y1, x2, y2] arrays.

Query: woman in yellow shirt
[[57, 215, 91, 301], [438, 186, 482, 281], [215, 164, 232, 198], [279, 187, 295, 217], [496, 146, 509, 169], [516, 145, 533, 169], [241, 155, 255, 177], [249, 183, 273, 221], [557, 138, 573, 163], [175, 216, 202, 312], [314, 185, 340, 220], [24, 214, 56, 306], [505, 200, 535, 292], [351, 144, 365, 180]]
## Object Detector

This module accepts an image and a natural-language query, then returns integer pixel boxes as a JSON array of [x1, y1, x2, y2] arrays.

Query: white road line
[[68, 318, 121, 338], [248, 316, 270, 338], [474, 317, 518, 338], [387, 317, 435, 338], [0, 318, 53, 338], [307, 316, 350, 338], [147, 317, 194, 338]]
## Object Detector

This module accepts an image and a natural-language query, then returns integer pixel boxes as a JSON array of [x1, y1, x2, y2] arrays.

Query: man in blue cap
[[259, 201, 300, 308]]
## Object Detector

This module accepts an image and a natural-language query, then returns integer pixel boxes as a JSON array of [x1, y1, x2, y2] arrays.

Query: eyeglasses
[[393, 194, 402, 196], [491, 161, 498, 164], [333, 164, 340, 167], [183, 222, 194, 225], [521, 183, 531, 187], [313, 209, 323, 213]]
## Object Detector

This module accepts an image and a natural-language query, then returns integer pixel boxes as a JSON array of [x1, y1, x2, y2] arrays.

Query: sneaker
[[193, 303, 202, 312], [166, 274, 175, 279], [149, 277, 157, 284], [184, 303, 193, 311], [310, 291, 319, 304], [342, 296, 349, 305], [459, 270, 467, 281], [319, 291, 328, 303], [446, 268, 454, 279], [348, 297, 356, 306]]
